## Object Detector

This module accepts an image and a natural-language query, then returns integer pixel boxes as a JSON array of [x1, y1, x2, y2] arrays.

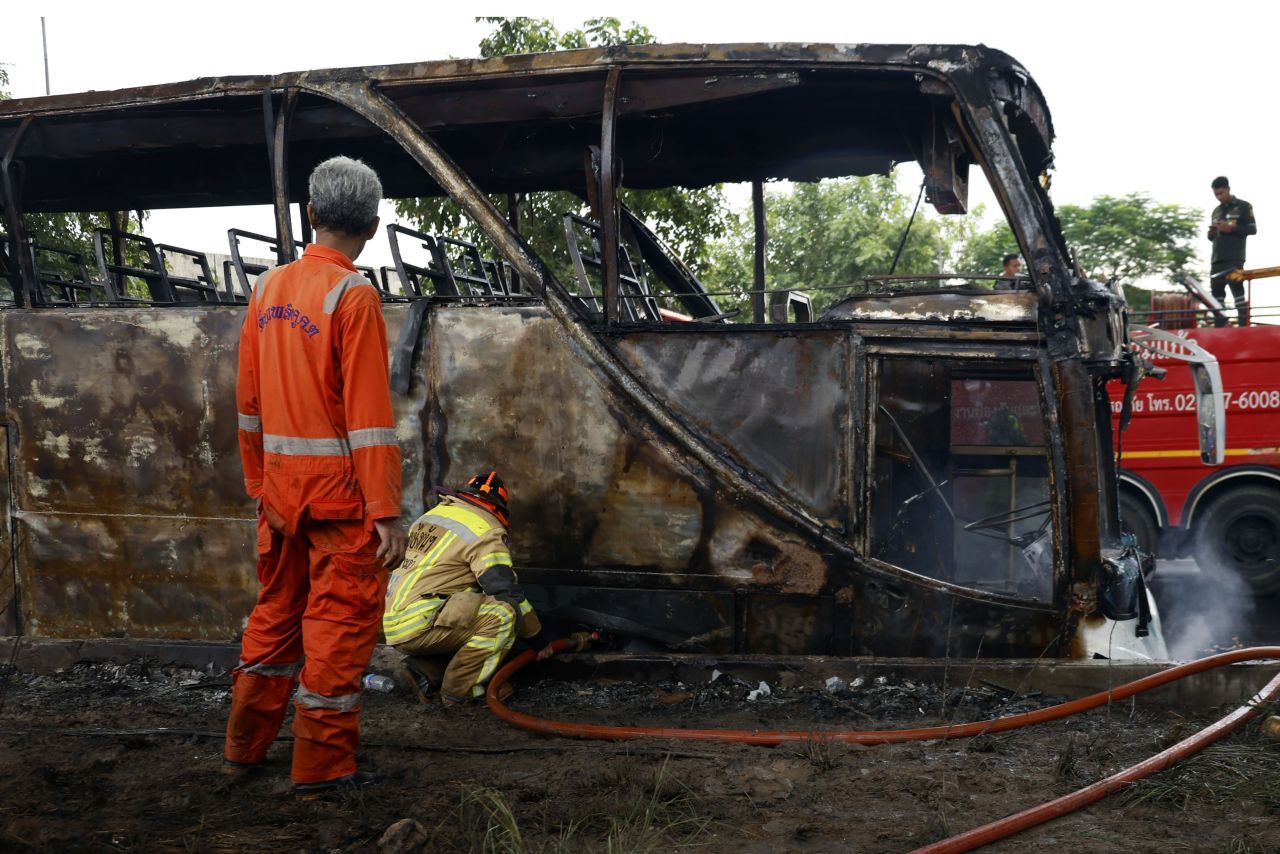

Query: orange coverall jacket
[[236, 244, 401, 531], [228, 244, 402, 783]]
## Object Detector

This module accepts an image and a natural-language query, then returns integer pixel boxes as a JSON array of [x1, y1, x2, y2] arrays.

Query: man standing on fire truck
[[1208, 175, 1257, 328], [224, 155, 407, 798]]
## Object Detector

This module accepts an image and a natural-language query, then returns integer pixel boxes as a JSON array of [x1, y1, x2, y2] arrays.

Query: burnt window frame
[[862, 345, 1060, 608]]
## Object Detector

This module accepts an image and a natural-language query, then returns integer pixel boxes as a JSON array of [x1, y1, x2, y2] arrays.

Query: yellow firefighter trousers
[[396, 596, 518, 699]]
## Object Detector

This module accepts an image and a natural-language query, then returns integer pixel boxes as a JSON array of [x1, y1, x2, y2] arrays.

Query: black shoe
[[220, 758, 262, 779], [294, 770, 388, 800], [440, 691, 468, 708]]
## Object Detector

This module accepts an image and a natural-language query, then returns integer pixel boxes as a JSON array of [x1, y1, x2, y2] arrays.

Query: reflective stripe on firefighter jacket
[[383, 495, 541, 645], [236, 244, 401, 532]]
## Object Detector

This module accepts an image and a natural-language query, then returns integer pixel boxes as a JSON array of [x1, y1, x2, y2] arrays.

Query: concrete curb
[[2, 637, 1275, 714]]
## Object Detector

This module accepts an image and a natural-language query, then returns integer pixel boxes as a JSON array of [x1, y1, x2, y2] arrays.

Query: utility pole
[[41, 17, 50, 95]]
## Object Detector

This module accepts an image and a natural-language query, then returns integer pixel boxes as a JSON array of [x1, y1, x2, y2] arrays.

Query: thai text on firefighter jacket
[[236, 244, 401, 532]]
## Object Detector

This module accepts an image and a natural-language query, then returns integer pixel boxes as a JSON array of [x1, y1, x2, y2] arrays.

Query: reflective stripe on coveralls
[[466, 601, 517, 696], [388, 531, 458, 611], [427, 503, 490, 541], [259, 428, 399, 457], [383, 596, 447, 645], [297, 682, 363, 713], [323, 273, 374, 314]]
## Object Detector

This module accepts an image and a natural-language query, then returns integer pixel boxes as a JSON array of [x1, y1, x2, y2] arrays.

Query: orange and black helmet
[[457, 470, 510, 523]]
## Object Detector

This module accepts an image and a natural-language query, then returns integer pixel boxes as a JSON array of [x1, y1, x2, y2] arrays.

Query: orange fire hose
[[911, 666, 1280, 852], [489, 642, 1280, 746], [487, 643, 1280, 849]]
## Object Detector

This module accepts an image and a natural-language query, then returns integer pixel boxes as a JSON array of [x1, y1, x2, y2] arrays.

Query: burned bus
[[0, 43, 1174, 659]]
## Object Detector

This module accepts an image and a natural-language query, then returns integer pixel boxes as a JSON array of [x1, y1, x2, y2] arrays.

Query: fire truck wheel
[[1118, 490, 1159, 560], [1193, 485, 1280, 596]]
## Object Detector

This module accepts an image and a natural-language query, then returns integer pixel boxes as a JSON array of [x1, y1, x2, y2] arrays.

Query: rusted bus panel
[[424, 306, 712, 573], [0, 426, 15, 636], [743, 594, 834, 655], [420, 304, 1065, 657], [0, 307, 259, 637], [613, 332, 850, 527], [0, 299, 1065, 651], [1, 305, 428, 639], [842, 575, 1059, 658], [14, 512, 256, 639], [383, 305, 429, 520], [0, 306, 427, 520], [0, 309, 244, 515], [424, 307, 844, 598]]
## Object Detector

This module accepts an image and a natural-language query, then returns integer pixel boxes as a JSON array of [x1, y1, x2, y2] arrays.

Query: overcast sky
[[5, 1, 1278, 304]]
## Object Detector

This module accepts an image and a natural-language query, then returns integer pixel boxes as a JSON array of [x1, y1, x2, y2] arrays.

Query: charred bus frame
[[0, 43, 1162, 659]]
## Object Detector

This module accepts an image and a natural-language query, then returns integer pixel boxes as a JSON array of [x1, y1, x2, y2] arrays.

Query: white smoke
[[1162, 559, 1257, 661]]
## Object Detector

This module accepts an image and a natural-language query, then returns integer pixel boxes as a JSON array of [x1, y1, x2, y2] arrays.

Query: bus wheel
[[1193, 485, 1280, 596], [1119, 490, 1159, 561]]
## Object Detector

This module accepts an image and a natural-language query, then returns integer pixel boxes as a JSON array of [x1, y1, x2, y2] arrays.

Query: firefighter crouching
[[223, 155, 407, 798], [384, 471, 553, 705]]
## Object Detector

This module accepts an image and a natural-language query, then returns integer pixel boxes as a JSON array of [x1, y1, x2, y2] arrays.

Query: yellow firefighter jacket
[[382, 495, 541, 645]]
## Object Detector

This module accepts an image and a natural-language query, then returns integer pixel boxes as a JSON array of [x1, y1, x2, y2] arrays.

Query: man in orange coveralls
[[223, 155, 407, 798]]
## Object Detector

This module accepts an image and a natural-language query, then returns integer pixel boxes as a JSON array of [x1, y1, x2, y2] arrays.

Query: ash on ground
[[2, 659, 232, 720], [514, 671, 1064, 729]]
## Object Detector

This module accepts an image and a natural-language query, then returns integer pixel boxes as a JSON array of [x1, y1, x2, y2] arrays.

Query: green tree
[[475, 16, 655, 55], [1056, 193, 1201, 285], [956, 193, 1201, 314], [703, 176, 960, 316], [952, 214, 1016, 276], [1057, 193, 1200, 315], [393, 18, 727, 295]]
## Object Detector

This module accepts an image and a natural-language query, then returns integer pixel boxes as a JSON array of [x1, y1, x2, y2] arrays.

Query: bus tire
[[1118, 489, 1160, 560], [1192, 484, 1280, 596]]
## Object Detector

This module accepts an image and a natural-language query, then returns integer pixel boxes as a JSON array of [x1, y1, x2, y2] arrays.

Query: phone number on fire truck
[[1162, 390, 1280, 411]]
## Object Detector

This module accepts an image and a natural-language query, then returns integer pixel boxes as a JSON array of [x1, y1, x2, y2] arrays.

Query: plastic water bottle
[[363, 673, 396, 693]]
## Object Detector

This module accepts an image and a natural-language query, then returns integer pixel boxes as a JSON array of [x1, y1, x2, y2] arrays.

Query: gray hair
[[308, 156, 382, 235]]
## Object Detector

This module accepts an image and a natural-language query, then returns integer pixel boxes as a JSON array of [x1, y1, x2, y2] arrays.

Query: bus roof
[[0, 42, 1052, 213]]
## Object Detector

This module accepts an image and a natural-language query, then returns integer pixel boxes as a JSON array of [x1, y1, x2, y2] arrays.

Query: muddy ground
[[0, 656, 1277, 853]]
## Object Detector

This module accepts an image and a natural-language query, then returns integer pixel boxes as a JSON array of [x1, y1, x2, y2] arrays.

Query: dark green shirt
[[1209, 197, 1256, 264]]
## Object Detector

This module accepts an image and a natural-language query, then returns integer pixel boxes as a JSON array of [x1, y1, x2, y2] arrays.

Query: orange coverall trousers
[[224, 512, 386, 783]]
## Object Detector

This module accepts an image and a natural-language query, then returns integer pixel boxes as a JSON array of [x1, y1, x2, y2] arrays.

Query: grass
[[458, 757, 711, 854], [1226, 837, 1258, 854], [793, 734, 849, 771], [1118, 735, 1280, 813], [460, 784, 528, 854]]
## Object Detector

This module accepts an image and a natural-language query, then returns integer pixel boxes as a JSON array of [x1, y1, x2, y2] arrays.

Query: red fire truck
[[1110, 290, 1280, 596]]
